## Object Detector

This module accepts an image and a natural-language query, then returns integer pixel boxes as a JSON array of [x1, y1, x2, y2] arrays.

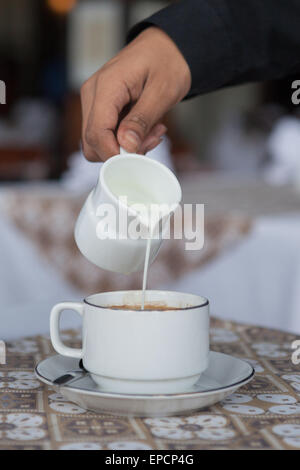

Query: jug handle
[[119, 146, 149, 156]]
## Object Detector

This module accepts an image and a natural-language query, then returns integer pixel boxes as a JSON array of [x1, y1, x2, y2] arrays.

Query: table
[[0, 318, 299, 450]]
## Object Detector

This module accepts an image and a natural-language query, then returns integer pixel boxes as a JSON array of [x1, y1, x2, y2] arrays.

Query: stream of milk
[[141, 236, 152, 310], [109, 180, 167, 310]]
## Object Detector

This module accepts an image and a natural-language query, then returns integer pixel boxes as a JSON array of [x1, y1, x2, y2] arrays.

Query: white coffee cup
[[50, 290, 209, 394], [74, 150, 182, 274]]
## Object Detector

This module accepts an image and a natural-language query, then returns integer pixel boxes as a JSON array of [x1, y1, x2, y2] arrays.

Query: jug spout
[[137, 201, 180, 239]]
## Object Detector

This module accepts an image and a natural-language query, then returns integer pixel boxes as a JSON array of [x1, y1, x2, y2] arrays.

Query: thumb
[[117, 86, 167, 153]]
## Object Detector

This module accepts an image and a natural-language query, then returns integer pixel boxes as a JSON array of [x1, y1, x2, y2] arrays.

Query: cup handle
[[50, 302, 84, 358]]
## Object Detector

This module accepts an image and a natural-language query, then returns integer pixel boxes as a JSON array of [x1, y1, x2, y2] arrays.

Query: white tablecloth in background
[[165, 214, 300, 334], [0, 214, 83, 340]]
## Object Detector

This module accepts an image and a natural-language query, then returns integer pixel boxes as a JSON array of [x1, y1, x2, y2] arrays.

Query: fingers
[[81, 72, 129, 161], [81, 70, 168, 160], [139, 123, 167, 154], [80, 76, 99, 162], [80, 25, 191, 162], [117, 79, 172, 154]]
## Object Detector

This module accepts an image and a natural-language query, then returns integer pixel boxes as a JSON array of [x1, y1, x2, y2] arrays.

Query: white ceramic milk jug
[[74, 148, 182, 273]]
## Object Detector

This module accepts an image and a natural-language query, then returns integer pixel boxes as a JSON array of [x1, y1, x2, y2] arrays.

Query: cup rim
[[100, 154, 182, 218], [84, 290, 209, 311]]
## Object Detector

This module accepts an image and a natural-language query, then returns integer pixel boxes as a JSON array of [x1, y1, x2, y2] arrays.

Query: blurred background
[[1, 0, 300, 339]]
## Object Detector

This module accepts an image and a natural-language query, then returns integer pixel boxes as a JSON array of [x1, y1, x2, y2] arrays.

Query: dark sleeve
[[127, 0, 300, 98]]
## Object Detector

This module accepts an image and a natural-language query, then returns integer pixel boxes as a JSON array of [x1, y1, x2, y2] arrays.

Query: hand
[[80, 26, 191, 161]]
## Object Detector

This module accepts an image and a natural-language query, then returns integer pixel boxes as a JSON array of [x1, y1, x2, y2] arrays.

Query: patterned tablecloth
[[0, 318, 300, 450]]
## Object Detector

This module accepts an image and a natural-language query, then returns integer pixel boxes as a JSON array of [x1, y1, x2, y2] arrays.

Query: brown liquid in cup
[[108, 304, 181, 311]]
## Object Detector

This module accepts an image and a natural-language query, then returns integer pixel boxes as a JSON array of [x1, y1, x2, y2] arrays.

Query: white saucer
[[35, 352, 254, 417]]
